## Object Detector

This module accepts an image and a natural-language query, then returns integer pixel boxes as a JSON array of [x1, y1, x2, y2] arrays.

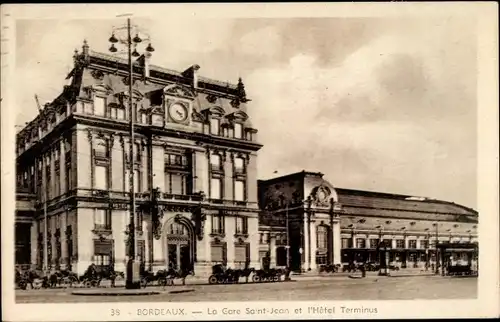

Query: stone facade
[[15, 41, 262, 276], [257, 171, 478, 272]]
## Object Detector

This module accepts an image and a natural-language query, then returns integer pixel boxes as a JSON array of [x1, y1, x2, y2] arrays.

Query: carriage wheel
[[85, 280, 92, 288], [273, 275, 280, 282], [252, 275, 260, 283], [68, 276, 79, 288], [157, 278, 166, 287], [18, 281, 27, 290], [208, 275, 218, 285]]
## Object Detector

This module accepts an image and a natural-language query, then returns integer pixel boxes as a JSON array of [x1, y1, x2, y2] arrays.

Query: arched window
[[317, 225, 328, 249]]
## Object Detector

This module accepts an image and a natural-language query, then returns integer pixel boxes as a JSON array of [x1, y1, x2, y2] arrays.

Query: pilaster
[[310, 220, 317, 270], [30, 220, 39, 269], [332, 221, 341, 265], [303, 213, 309, 271], [60, 212, 68, 269], [60, 140, 66, 193]]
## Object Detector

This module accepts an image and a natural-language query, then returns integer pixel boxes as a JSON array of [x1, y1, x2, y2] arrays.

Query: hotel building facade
[[15, 41, 262, 276]]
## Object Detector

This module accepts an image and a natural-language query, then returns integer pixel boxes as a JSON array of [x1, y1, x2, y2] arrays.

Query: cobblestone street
[[15, 275, 477, 303]]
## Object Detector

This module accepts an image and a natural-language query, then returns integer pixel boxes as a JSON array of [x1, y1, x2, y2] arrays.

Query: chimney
[[182, 64, 201, 89], [82, 39, 90, 63], [138, 52, 152, 79]]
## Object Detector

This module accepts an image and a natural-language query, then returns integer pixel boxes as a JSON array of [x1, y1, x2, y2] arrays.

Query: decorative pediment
[[164, 84, 196, 100], [227, 111, 249, 122], [206, 94, 218, 103], [92, 83, 113, 94], [202, 106, 225, 118], [192, 109, 206, 122], [311, 185, 332, 207], [91, 69, 105, 80], [114, 89, 143, 100]]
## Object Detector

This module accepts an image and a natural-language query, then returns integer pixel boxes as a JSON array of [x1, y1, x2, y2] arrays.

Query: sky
[[15, 16, 478, 209]]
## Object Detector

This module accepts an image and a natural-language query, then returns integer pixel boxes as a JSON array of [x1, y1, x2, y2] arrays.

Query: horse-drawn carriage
[[15, 265, 124, 290], [15, 269, 80, 290], [252, 268, 287, 282], [140, 267, 193, 288]]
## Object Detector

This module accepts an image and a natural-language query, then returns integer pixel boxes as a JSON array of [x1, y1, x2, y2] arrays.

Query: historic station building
[[257, 171, 478, 272], [15, 41, 262, 276]]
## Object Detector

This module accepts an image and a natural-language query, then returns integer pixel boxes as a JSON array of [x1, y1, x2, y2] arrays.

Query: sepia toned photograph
[[1, 2, 498, 321]]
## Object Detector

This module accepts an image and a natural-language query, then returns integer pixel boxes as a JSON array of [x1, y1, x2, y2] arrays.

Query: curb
[[72, 290, 161, 296]]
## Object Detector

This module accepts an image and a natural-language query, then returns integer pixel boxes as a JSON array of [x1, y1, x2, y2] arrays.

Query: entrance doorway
[[166, 221, 193, 272]]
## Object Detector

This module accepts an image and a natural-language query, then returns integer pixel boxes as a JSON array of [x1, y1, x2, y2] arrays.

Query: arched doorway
[[165, 219, 194, 272]]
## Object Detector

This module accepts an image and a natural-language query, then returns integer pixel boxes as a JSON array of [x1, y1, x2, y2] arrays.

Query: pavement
[[15, 273, 478, 303], [15, 268, 438, 291]]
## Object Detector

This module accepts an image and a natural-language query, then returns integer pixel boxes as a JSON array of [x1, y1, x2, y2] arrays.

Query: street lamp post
[[108, 16, 154, 289]]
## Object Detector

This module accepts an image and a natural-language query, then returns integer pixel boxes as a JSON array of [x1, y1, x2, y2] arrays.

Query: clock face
[[169, 103, 188, 123]]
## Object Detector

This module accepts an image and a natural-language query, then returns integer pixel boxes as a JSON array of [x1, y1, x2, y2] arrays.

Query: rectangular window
[[94, 165, 108, 190], [94, 96, 106, 116], [211, 212, 225, 234], [94, 209, 110, 230], [152, 114, 163, 126], [124, 170, 140, 193], [65, 162, 71, 192], [356, 238, 366, 249], [137, 211, 144, 232], [170, 173, 186, 195], [111, 106, 125, 120], [341, 238, 351, 249], [234, 157, 245, 174], [210, 118, 220, 135], [66, 226, 73, 260], [234, 180, 245, 201], [235, 217, 248, 234], [54, 169, 60, 196], [383, 239, 392, 248], [409, 240, 417, 249], [210, 177, 222, 199], [369, 239, 380, 249], [420, 240, 429, 249], [210, 154, 222, 172], [234, 123, 243, 139], [396, 239, 405, 249]]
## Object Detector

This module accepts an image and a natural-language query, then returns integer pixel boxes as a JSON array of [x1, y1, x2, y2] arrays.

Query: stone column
[[30, 220, 39, 269], [303, 213, 309, 271], [332, 221, 341, 265], [112, 210, 126, 272], [269, 234, 276, 267], [50, 216, 57, 269]]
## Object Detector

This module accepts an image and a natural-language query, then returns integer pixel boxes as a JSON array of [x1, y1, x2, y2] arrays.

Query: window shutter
[[94, 240, 112, 255], [234, 245, 246, 262], [211, 244, 223, 262]]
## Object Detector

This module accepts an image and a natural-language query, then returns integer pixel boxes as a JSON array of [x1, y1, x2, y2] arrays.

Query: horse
[[238, 267, 255, 283], [171, 268, 194, 286]]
